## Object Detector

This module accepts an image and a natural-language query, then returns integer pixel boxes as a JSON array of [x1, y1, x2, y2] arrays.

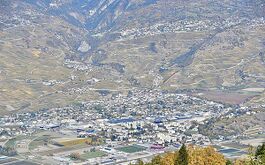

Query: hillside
[[0, 0, 265, 114]]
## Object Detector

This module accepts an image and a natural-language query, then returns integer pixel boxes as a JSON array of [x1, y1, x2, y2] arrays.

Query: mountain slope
[[0, 0, 265, 113]]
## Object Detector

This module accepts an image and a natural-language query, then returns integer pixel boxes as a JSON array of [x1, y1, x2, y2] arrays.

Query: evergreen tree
[[176, 144, 188, 165], [226, 159, 232, 165], [255, 143, 265, 164], [255, 143, 265, 158]]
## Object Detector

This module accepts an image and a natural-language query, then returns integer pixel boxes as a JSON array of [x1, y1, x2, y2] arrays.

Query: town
[[0, 89, 263, 165]]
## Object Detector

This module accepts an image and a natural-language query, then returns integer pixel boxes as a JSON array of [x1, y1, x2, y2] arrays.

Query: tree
[[203, 146, 226, 165], [152, 155, 162, 165], [226, 159, 232, 165], [187, 146, 225, 165], [234, 159, 247, 165], [175, 144, 188, 165], [232, 144, 265, 165], [69, 152, 80, 160], [256, 143, 265, 158], [248, 145, 259, 165], [188, 146, 204, 165], [90, 147, 96, 152], [255, 143, 265, 164], [136, 159, 144, 165], [161, 152, 175, 165]]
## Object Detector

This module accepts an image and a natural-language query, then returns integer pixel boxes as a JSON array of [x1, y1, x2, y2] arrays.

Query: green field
[[29, 141, 41, 151], [29, 135, 58, 150], [80, 150, 106, 160], [116, 145, 146, 153], [5, 136, 35, 148], [4, 139, 16, 148]]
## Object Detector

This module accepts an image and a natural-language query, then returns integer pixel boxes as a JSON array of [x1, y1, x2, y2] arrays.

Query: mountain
[[0, 0, 265, 114]]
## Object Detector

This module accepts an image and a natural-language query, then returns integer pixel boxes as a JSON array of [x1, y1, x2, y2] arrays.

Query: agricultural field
[[116, 145, 147, 153], [36, 143, 90, 156], [5, 136, 34, 148], [52, 138, 92, 147], [29, 135, 58, 151], [4, 139, 16, 148], [80, 150, 107, 160]]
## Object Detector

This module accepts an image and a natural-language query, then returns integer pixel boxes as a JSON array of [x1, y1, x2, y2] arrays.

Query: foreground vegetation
[[131, 144, 265, 165]]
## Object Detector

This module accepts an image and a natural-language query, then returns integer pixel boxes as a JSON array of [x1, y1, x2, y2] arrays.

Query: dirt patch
[[193, 90, 257, 105]]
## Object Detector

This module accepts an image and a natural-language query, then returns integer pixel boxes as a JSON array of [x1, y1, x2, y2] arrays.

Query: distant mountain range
[[0, 0, 265, 113]]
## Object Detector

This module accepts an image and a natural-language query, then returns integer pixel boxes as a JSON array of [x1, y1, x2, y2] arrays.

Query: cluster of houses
[[1, 89, 264, 164], [120, 15, 265, 40], [0, 89, 230, 145]]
